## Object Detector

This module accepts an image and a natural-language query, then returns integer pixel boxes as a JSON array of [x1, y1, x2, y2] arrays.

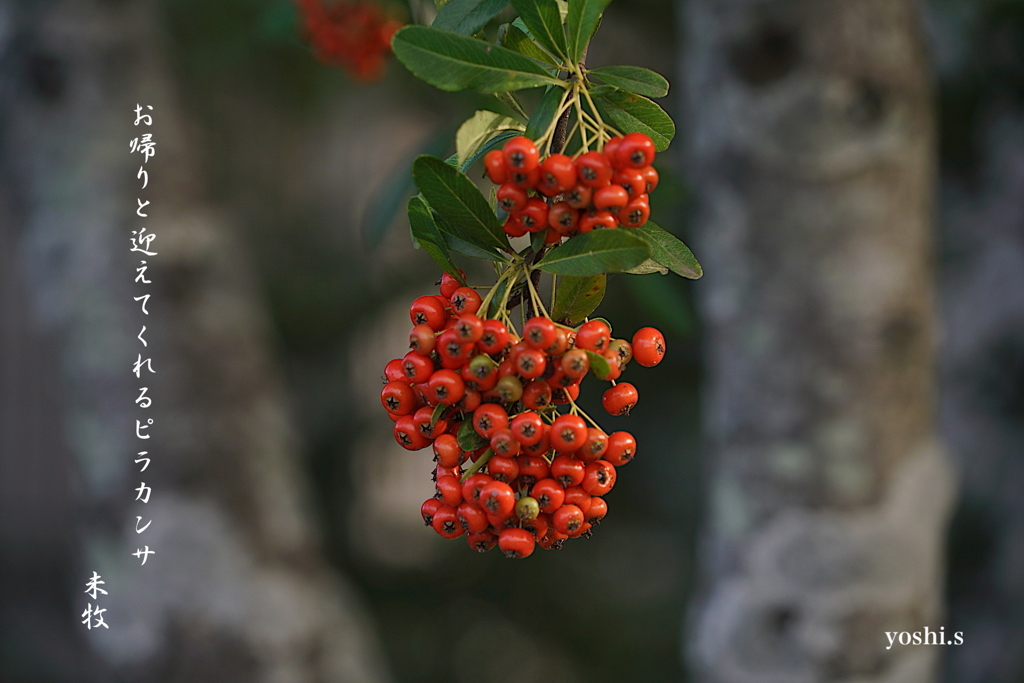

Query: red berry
[[520, 423, 551, 457], [456, 390, 482, 412], [604, 431, 636, 466], [479, 480, 516, 517], [504, 215, 528, 237], [551, 455, 585, 487], [616, 132, 656, 169], [522, 512, 549, 538], [498, 527, 535, 558], [478, 319, 509, 355], [617, 195, 650, 228], [461, 473, 494, 506], [516, 454, 550, 487], [428, 368, 465, 405], [602, 382, 638, 416], [450, 287, 482, 315], [552, 504, 585, 536], [550, 414, 587, 453], [576, 320, 611, 352], [515, 348, 547, 380], [467, 530, 497, 552], [538, 153, 577, 195], [457, 502, 490, 532], [593, 184, 629, 212], [410, 295, 447, 330], [503, 136, 539, 172], [395, 415, 428, 450], [632, 327, 666, 367], [437, 330, 474, 367], [453, 314, 484, 343], [440, 271, 465, 299], [489, 429, 521, 458], [524, 316, 557, 350], [433, 433, 464, 468], [381, 380, 418, 416], [531, 478, 566, 513], [522, 380, 553, 410], [563, 485, 592, 514], [497, 183, 528, 213], [614, 167, 646, 198], [421, 498, 443, 526], [488, 455, 520, 482], [585, 497, 607, 522], [409, 324, 436, 355], [579, 209, 617, 232], [564, 184, 592, 209], [384, 358, 406, 383], [640, 165, 659, 193], [576, 151, 613, 187], [484, 149, 508, 184], [582, 461, 616, 496], [510, 411, 545, 446], [510, 165, 541, 189], [516, 197, 549, 233], [413, 405, 446, 439], [603, 136, 624, 166], [601, 349, 623, 381], [561, 348, 590, 379], [432, 505, 464, 538], [578, 428, 609, 461], [550, 383, 580, 405], [473, 403, 509, 439], [545, 328, 570, 356], [435, 474, 463, 506]]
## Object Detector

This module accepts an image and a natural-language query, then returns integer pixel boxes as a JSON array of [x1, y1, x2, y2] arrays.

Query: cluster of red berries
[[380, 273, 666, 558], [296, 0, 402, 80], [483, 134, 659, 242]]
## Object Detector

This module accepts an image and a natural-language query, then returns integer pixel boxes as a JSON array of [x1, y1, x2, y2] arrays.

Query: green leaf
[[588, 65, 669, 98], [392, 25, 563, 93], [584, 349, 611, 380], [408, 196, 467, 282], [551, 273, 605, 324], [492, 91, 529, 122], [433, 0, 509, 35], [499, 23, 559, 66], [530, 228, 548, 253], [430, 403, 447, 426], [565, 0, 610, 63], [525, 86, 565, 140], [634, 221, 702, 279], [486, 277, 515, 317], [413, 155, 508, 251], [535, 230, 650, 276], [458, 417, 488, 451], [456, 110, 524, 168], [624, 258, 668, 275], [461, 130, 521, 172], [511, 0, 567, 61], [593, 89, 675, 151], [444, 231, 509, 262]]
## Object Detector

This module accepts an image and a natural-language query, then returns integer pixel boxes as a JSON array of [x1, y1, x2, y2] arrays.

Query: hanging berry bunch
[[296, 0, 402, 80], [382, 0, 702, 558]]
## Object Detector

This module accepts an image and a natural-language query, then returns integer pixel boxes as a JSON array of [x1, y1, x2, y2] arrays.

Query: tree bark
[[0, 0, 388, 681], [682, 1, 954, 682]]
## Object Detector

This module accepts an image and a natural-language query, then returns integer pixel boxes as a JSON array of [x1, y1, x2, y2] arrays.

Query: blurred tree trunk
[[683, 2, 954, 682], [0, 0, 388, 681]]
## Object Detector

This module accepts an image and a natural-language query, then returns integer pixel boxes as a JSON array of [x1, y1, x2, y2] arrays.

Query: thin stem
[[459, 448, 494, 483], [566, 392, 603, 430]]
